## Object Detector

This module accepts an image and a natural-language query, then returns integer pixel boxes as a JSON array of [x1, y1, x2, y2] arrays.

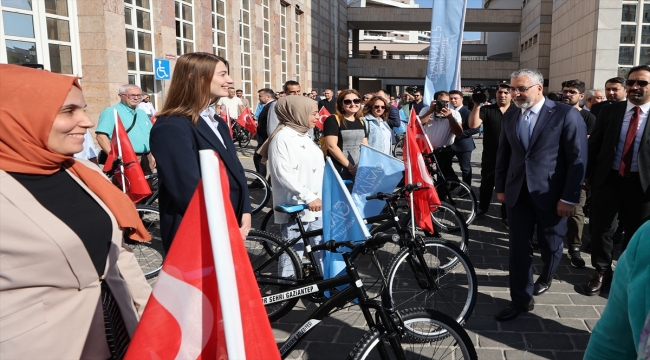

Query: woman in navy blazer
[[150, 53, 251, 252]]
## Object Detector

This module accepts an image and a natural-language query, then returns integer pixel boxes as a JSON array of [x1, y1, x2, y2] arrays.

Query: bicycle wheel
[[125, 205, 165, 279], [260, 209, 282, 235], [401, 202, 469, 253], [348, 308, 477, 360], [435, 180, 477, 228], [239, 129, 251, 148], [245, 169, 271, 214], [393, 137, 404, 158], [245, 230, 303, 321], [385, 240, 477, 326]]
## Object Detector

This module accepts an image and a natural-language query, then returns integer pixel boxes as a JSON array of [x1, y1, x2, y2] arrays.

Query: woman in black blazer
[[150, 53, 251, 252]]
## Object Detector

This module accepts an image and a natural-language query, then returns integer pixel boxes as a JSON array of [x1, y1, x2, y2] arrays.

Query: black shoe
[[533, 278, 552, 296], [585, 272, 612, 296], [495, 301, 534, 322], [568, 248, 585, 268], [500, 219, 509, 230], [476, 210, 488, 218]]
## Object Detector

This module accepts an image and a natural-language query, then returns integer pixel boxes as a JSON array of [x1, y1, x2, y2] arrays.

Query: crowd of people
[[1, 54, 648, 358]]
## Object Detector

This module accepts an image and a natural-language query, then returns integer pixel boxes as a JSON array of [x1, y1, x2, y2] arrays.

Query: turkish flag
[[219, 105, 233, 138], [101, 110, 152, 203], [125, 151, 279, 360], [316, 107, 330, 130], [403, 108, 440, 233], [238, 106, 257, 137]]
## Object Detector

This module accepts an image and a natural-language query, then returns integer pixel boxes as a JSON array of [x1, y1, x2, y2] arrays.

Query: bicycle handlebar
[[365, 182, 422, 201], [311, 232, 399, 253]]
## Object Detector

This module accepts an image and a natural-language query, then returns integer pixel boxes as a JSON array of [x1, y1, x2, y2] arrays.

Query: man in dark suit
[[589, 77, 627, 118], [317, 89, 336, 114], [585, 65, 650, 296], [253, 88, 275, 180], [449, 90, 479, 185], [495, 69, 588, 321]]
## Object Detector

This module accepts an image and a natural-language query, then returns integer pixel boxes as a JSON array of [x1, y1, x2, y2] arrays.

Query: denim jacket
[[363, 115, 392, 155]]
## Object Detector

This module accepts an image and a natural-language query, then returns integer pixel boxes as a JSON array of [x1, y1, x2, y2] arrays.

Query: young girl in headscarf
[[258, 95, 324, 275], [0, 64, 151, 359]]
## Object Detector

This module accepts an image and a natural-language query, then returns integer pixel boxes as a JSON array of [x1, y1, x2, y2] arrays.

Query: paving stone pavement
[[235, 137, 607, 360]]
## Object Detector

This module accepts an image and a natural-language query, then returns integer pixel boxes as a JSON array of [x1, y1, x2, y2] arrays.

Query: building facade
[[0, 0, 348, 122]]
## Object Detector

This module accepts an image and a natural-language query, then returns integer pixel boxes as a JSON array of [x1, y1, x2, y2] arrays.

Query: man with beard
[[585, 65, 650, 296], [469, 83, 516, 229], [561, 79, 596, 269], [494, 69, 587, 321], [590, 77, 627, 118]]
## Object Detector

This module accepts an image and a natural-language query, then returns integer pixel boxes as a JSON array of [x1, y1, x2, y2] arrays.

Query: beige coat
[[0, 160, 152, 359]]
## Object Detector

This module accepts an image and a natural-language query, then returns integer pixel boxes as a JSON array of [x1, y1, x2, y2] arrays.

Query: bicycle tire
[[245, 230, 303, 321], [435, 179, 477, 228], [125, 205, 165, 279], [245, 169, 271, 214], [260, 209, 283, 235], [347, 308, 477, 360], [385, 240, 477, 327], [393, 137, 404, 158], [239, 129, 251, 148], [399, 201, 469, 253]]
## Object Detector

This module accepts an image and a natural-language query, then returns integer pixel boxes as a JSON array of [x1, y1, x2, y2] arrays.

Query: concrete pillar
[[352, 30, 360, 58]]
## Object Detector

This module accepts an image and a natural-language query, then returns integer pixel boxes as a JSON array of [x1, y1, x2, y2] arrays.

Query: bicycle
[[423, 146, 478, 230], [244, 169, 271, 214], [248, 185, 475, 326], [261, 232, 477, 359], [231, 121, 251, 148]]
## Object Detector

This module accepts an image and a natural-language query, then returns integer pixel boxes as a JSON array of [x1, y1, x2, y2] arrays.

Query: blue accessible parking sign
[[155, 59, 170, 80]]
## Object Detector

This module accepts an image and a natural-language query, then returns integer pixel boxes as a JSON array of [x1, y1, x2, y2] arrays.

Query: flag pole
[[114, 109, 126, 193], [405, 125, 416, 239]]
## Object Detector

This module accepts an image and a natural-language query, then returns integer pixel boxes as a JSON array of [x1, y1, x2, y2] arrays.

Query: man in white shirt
[[216, 87, 244, 119], [418, 90, 463, 182], [236, 89, 250, 109], [137, 94, 156, 118]]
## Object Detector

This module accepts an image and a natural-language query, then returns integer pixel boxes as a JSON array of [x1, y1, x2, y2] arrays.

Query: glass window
[[1, 0, 32, 10], [217, 33, 225, 47], [138, 53, 152, 71], [642, 25, 650, 44], [182, 23, 193, 40], [127, 51, 136, 70], [645, 4, 650, 23], [5, 39, 36, 64], [135, 0, 150, 8], [137, 31, 151, 51], [216, 16, 224, 31], [176, 39, 181, 55], [136, 10, 150, 30], [126, 29, 135, 48], [217, 48, 225, 58], [182, 4, 191, 21], [48, 43, 72, 74], [128, 74, 136, 84], [3, 11, 35, 38], [124, 6, 131, 25], [216, 0, 223, 13], [46, 18, 70, 42], [183, 41, 193, 54], [175, 20, 181, 37], [618, 67, 630, 78], [622, 4, 636, 22], [640, 47, 650, 65], [619, 46, 635, 65], [44, 0, 67, 16], [621, 24, 636, 44], [140, 74, 154, 93]]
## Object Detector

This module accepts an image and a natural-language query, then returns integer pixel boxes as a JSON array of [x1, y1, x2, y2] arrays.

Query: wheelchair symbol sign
[[155, 59, 170, 80]]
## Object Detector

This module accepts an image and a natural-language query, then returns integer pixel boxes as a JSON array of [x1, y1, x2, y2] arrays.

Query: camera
[[471, 84, 488, 103], [435, 99, 448, 112]]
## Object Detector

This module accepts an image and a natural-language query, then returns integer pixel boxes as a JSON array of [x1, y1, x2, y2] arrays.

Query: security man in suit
[[585, 65, 650, 296], [495, 69, 587, 321], [449, 89, 479, 185]]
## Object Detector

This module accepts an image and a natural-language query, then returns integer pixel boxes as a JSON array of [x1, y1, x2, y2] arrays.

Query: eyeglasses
[[373, 105, 386, 110], [625, 79, 649, 87], [343, 98, 362, 105], [120, 94, 143, 99], [508, 84, 540, 93], [562, 89, 579, 95]]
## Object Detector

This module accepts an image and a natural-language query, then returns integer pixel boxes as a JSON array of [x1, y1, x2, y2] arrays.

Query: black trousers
[[507, 182, 565, 307], [478, 155, 507, 220], [253, 143, 267, 178], [436, 150, 460, 183], [589, 171, 650, 273], [453, 150, 473, 185]]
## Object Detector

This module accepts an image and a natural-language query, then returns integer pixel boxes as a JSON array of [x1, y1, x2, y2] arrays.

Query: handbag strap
[[125, 112, 138, 133]]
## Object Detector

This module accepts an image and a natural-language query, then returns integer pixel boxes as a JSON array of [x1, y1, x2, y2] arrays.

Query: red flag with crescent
[[316, 107, 330, 130]]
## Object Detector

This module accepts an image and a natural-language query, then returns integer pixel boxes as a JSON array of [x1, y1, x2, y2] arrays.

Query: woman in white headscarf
[[258, 95, 324, 274]]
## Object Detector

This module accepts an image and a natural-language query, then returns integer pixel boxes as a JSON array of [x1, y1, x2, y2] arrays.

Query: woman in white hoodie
[[258, 95, 324, 274]]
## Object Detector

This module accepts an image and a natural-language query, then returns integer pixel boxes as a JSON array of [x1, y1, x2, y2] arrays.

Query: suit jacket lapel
[[196, 116, 246, 192], [528, 98, 555, 151], [507, 110, 526, 153]]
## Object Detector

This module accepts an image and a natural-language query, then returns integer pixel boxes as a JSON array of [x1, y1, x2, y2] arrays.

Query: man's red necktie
[[619, 106, 641, 177]]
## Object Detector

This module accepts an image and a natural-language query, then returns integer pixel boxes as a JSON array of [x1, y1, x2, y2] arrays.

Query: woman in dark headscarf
[[258, 95, 324, 274], [0, 64, 151, 359]]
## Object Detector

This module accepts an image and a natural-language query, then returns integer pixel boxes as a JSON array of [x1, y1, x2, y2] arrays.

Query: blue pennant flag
[[423, 0, 467, 104], [352, 145, 404, 224], [322, 157, 371, 280], [399, 108, 407, 121]]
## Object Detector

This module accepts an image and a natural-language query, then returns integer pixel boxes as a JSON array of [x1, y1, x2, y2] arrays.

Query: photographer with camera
[[469, 82, 516, 229], [419, 90, 463, 182]]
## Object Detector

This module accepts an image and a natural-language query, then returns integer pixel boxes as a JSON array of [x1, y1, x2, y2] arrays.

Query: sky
[[414, 0, 482, 40]]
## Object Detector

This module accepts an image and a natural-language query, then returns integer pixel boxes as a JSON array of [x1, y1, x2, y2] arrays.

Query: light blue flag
[[254, 102, 264, 118], [399, 108, 407, 121], [352, 145, 404, 225], [423, 0, 468, 104], [322, 157, 371, 280]]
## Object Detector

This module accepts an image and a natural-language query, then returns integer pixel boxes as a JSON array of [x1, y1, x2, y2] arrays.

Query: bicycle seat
[[274, 204, 309, 214]]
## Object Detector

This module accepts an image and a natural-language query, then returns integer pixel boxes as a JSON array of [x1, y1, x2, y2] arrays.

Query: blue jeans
[[478, 124, 484, 136], [279, 217, 324, 277]]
